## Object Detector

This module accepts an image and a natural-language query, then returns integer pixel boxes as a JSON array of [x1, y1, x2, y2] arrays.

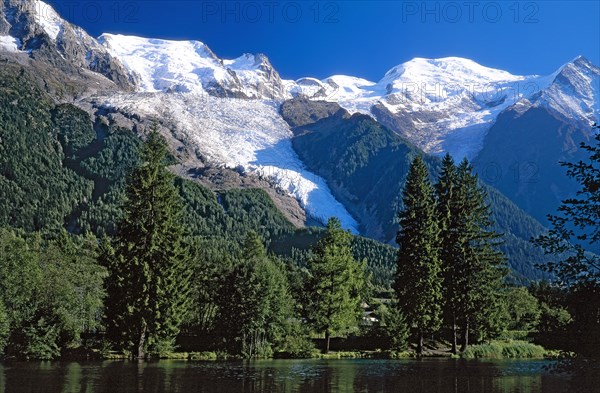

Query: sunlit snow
[[0, 35, 21, 52]]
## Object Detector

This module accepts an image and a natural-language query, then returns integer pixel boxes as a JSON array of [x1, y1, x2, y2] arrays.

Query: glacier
[[97, 91, 360, 232]]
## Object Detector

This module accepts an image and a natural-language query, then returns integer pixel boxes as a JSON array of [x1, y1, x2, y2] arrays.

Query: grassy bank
[[155, 350, 414, 360], [461, 340, 560, 359], [97, 350, 416, 361], [98, 342, 562, 361]]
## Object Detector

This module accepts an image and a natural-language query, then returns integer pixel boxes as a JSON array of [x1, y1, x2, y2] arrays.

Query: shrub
[[189, 352, 218, 361], [276, 322, 317, 358], [462, 340, 547, 359]]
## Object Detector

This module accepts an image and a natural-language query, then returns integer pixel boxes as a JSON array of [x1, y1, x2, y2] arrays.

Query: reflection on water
[[0, 358, 574, 393]]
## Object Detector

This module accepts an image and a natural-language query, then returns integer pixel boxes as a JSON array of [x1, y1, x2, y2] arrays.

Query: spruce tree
[[394, 156, 442, 354], [103, 129, 192, 359], [306, 218, 367, 353]]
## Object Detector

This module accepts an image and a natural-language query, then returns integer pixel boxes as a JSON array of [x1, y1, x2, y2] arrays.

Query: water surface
[[0, 358, 571, 392]]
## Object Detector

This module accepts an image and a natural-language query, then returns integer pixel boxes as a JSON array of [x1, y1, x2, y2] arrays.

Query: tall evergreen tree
[[453, 159, 506, 351], [102, 129, 192, 359], [435, 153, 462, 353], [306, 218, 367, 353], [394, 156, 442, 354]]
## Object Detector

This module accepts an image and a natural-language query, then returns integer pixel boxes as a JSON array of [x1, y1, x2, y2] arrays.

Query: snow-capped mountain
[[526, 56, 599, 125], [369, 57, 548, 159], [1, 0, 598, 234], [99, 34, 288, 99], [473, 56, 600, 225], [98, 28, 598, 164], [295, 57, 598, 160]]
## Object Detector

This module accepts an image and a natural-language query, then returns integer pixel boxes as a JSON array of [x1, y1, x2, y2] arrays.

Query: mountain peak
[[0, 0, 135, 89], [381, 56, 523, 86], [560, 55, 597, 73], [532, 55, 600, 124]]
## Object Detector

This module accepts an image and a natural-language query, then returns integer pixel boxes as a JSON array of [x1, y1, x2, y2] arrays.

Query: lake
[[0, 358, 573, 392]]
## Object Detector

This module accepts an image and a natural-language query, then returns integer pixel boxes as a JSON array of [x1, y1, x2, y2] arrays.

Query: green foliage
[[533, 125, 600, 357], [485, 187, 550, 282], [379, 306, 410, 351], [275, 321, 318, 358], [534, 129, 600, 286], [0, 75, 394, 359], [288, 101, 550, 281], [272, 228, 397, 290], [103, 130, 192, 359], [0, 64, 557, 359], [504, 287, 541, 332], [0, 301, 9, 354], [17, 316, 61, 360], [177, 179, 297, 251], [306, 218, 368, 352], [214, 232, 293, 358], [351, 236, 397, 289], [188, 351, 219, 360], [51, 104, 96, 155], [394, 156, 442, 352], [538, 303, 571, 335], [290, 109, 433, 243], [80, 128, 143, 183], [436, 157, 508, 350], [528, 281, 572, 341], [461, 340, 548, 359], [0, 228, 106, 359]]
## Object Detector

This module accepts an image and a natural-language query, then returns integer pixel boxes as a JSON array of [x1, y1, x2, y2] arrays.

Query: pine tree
[[102, 129, 192, 359], [306, 218, 367, 353], [394, 156, 442, 354]]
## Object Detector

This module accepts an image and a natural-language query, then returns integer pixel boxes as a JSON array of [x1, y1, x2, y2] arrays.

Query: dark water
[[0, 359, 572, 393]]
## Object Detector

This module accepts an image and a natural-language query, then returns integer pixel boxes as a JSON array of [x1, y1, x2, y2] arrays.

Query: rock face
[[280, 97, 344, 129], [0, 0, 135, 91]]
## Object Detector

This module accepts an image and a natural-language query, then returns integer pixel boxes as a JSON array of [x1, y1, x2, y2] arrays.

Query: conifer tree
[[102, 129, 192, 359], [394, 156, 442, 354], [306, 218, 367, 353]]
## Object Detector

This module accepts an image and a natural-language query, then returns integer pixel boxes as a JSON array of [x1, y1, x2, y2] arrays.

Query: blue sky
[[47, 1, 600, 81]]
